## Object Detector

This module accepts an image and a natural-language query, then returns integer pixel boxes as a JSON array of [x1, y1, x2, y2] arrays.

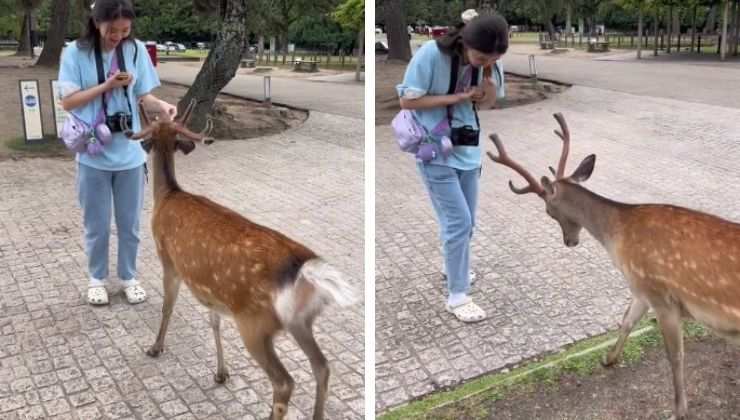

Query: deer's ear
[[541, 176, 555, 196], [569, 154, 596, 183], [140, 139, 153, 153], [176, 140, 196, 155]]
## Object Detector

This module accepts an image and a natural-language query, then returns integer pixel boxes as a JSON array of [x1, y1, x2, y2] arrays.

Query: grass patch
[[380, 319, 709, 420], [3, 135, 71, 158]]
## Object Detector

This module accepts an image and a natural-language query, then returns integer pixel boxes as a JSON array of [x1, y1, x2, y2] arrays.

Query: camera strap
[[446, 53, 480, 133], [94, 38, 134, 121]]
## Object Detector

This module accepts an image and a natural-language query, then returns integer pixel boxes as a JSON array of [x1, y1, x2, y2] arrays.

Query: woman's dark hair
[[78, 0, 136, 50], [436, 13, 509, 57]]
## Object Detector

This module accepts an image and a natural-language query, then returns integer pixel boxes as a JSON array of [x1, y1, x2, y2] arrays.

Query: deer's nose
[[565, 238, 579, 247]]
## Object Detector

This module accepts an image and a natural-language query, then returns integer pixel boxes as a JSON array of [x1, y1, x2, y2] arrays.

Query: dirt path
[[430, 334, 740, 420]]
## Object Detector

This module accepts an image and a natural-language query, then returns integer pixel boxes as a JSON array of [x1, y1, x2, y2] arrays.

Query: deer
[[486, 113, 740, 420], [124, 100, 356, 420]]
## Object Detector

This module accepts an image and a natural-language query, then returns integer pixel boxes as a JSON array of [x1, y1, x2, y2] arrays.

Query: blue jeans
[[77, 163, 145, 281], [417, 162, 480, 295]]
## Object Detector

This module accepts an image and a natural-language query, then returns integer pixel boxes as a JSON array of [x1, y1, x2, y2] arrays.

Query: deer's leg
[[655, 305, 688, 420], [288, 319, 329, 420], [147, 261, 181, 357], [236, 316, 294, 420], [210, 311, 229, 383], [603, 297, 650, 366]]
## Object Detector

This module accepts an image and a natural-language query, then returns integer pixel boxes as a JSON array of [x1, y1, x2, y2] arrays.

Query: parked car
[[431, 26, 449, 37], [164, 41, 186, 51]]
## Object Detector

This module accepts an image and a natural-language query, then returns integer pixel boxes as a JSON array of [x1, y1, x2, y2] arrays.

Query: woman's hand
[[453, 89, 476, 104], [469, 86, 487, 102], [157, 100, 178, 120], [105, 71, 133, 91], [139, 94, 178, 121]]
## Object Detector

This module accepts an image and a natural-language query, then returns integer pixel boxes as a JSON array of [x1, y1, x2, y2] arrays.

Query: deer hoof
[[214, 371, 230, 384], [601, 353, 618, 367], [146, 346, 163, 358]]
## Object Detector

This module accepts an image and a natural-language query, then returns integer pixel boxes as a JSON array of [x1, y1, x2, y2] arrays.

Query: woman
[[59, 0, 177, 305], [396, 11, 507, 322]]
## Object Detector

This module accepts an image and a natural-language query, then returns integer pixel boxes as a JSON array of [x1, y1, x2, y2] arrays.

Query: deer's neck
[[558, 182, 628, 248], [151, 150, 181, 208]]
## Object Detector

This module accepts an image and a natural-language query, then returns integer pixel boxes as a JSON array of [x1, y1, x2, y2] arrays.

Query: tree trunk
[[579, 17, 584, 36], [667, 4, 672, 53], [36, 0, 70, 67], [691, 5, 697, 52], [654, 12, 659, 56], [78, 0, 91, 35], [15, 12, 33, 57], [546, 19, 555, 40], [732, 0, 739, 55], [705, 4, 717, 34], [721, 0, 729, 60], [566, 3, 572, 34], [180, 0, 248, 132], [354, 30, 363, 81], [637, 8, 643, 59], [257, 34, 264, 62], [385, 0, 411, 61]]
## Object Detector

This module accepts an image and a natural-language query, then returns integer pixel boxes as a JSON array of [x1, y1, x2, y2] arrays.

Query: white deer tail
[[274, 258, 357, 325]]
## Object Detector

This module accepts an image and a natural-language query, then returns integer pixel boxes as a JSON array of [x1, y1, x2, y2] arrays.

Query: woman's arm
[[61, 73, 129, 111], [400, 91, 475, 110]]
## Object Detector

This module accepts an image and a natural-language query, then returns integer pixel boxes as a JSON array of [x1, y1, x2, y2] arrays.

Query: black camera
[[106, 112, 132, 133], [450, 125, 480, 146]]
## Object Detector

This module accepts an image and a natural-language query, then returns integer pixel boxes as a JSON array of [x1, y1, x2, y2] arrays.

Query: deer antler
[[553, 112, 570, 179], [487, 134, 545, 196], [126, 124, 154, 140], [138, 101, 151, 126], [178, 98, 197, 126], [175, 118, 214, 144]]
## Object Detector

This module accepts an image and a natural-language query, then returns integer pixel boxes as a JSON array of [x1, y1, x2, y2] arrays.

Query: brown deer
[[125, 100, 356, 420], [487, 113, 740, 420]]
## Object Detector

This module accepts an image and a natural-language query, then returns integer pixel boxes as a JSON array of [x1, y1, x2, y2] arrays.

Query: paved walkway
[[156, 62, 364, 119], [375, 82, 740, 411], [503, 47, 740, 109], [0, 77, 364, 418]]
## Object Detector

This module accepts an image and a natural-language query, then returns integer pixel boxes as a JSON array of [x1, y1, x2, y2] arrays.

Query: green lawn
[[379, 320, 709, 420], [2, 135, 70, 158]]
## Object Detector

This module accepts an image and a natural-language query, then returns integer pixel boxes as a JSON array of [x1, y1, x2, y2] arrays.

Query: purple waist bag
[[60, 113, 114, 156], [60, 113, 91, 154], [391, 110, 453, 162], [391, 109, 426, 154]]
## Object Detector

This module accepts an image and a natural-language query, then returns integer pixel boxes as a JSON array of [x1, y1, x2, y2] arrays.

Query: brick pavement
[[375, 85, 740, 412], [0, 111, 364, 419]]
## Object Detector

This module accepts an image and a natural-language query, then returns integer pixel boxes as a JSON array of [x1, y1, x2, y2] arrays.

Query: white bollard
[[528, 54, 538, 80], [263, 75, 271, 106]]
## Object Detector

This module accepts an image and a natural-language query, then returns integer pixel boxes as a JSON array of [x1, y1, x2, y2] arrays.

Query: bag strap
[[446, 53, 480, 131], [94, 39, 134, 121]]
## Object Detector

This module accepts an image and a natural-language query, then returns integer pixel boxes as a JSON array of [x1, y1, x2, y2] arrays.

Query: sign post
[[50, 80, 70, 138], [19, 80, 44, 142]]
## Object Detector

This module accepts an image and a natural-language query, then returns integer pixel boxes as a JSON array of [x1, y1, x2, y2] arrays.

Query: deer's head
[[487, 113, 596, 247], [125, 99, 215, 154]]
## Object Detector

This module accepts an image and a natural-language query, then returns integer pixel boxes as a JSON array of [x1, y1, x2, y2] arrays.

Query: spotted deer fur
[[126, 100, 355, 420], [488, 113, 740, 420]]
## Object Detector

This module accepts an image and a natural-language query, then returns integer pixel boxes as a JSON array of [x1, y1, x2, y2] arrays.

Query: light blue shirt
[[396, 41, 505, 170], [58, 39, 160, 171]]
